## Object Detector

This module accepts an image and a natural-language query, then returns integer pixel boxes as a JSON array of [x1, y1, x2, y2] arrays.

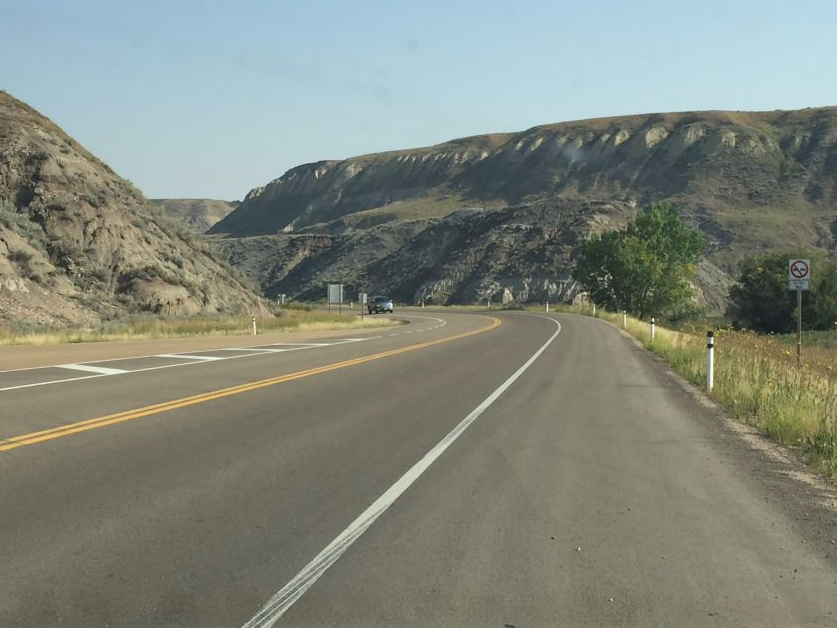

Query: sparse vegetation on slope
[[0, 91, 268, 327], [151, 198, 237, 233]]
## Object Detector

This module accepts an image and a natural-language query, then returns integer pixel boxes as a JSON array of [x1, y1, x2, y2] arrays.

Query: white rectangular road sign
[[788, 259, 810, 291], [327, 283, 343, 304]]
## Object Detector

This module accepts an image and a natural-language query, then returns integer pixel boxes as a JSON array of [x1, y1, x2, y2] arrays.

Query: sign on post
[[359, 292, 367, 319], [327, 283, 343, 314], [789, 259, 810, 291]]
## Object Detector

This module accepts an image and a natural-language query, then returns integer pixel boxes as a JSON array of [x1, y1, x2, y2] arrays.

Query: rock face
[[151, 198, 237, 233], [0, 91, 268, 326], [212, 108, 837, 312]]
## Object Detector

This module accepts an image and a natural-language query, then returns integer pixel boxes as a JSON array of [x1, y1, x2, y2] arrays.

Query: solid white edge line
[[0, 374, 106, 392], [241, 315, 562, 628], [57, 363, 129, 375]]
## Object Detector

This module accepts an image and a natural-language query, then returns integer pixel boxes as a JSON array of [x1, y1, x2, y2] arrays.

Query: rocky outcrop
[[0, 91, 268, 326], [212, 200, 634, 306]]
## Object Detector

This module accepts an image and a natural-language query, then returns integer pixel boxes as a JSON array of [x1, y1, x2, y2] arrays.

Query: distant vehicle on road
[[368, 296, 393, 314]]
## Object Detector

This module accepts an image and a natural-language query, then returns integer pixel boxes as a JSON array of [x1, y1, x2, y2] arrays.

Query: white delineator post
[[545, 301, 549, 313], [592, 303, 596, 317], [706, 330, 714, 392], [252, 316, 257, 336], [650, 317, 655, 342], [622, 310, 627, 328]]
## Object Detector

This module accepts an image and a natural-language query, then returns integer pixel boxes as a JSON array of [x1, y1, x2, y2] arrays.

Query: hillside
[[213, 200, 734, 313], [0, 91, 268, 327], [152, 198, 236, 233], [212, 107, 837, 310]]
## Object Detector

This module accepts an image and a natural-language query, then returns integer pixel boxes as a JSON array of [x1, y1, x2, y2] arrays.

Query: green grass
[[561, 304, 837, 477]]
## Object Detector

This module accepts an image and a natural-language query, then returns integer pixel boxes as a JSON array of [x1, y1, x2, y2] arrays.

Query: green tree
[[728, 249, 837, 333], [573, 202, 706, 318]]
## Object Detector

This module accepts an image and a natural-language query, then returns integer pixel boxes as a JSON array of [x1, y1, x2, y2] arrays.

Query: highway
[[1, 311, 836, 627]]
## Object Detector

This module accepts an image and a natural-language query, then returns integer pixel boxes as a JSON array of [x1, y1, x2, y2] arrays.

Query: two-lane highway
[[2, 311, 836, 627]]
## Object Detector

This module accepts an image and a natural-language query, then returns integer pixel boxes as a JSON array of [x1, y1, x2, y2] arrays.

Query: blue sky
[[2, 0, 835, 200]]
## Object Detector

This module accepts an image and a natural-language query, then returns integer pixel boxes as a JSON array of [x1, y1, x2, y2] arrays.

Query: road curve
[[1, 311, 836, 627]]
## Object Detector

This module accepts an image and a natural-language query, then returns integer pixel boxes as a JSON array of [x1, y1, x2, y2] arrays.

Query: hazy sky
[[2, 0, 835, 200]]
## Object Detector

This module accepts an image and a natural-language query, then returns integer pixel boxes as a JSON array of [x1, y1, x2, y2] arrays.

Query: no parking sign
[[788, 259, 810, 291]]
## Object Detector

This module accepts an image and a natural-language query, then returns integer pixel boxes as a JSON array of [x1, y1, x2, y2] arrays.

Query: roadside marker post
[[622, 310, 627, 328], [252, 316, 257, 336], [788, 259, 810, 368], [650, 317, 655, 342], [592, 303, 596, 317], [707, 331, 714, 392], [546, 301, 549, 313]]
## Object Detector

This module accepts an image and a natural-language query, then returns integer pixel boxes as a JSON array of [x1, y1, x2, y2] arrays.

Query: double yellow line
[[0, 317, 501, 452]]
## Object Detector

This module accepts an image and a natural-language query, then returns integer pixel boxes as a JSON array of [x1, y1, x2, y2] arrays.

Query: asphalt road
[[2, 311, 836, 627]]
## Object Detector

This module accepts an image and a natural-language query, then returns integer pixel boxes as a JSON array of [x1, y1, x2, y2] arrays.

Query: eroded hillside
[[0, 92, 268, 326], [212, 108, 837, 311]]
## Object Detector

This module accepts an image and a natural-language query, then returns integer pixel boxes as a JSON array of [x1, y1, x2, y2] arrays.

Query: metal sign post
[[796, 290, 802, 368], [788, 259, 810, 368], [359, 292, 367, 320]]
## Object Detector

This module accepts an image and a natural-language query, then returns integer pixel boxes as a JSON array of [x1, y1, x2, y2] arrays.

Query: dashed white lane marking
[[155, 354, 224, 362], [264, 342, 330, 347], [217, 348, 289, 353], [58, 364, 129, 375], [241, 316, 561, 628]]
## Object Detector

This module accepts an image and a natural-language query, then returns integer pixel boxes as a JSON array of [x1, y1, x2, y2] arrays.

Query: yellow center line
[[0, 317, 501, 452]]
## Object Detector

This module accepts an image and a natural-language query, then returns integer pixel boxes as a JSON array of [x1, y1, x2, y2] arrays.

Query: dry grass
[[0, 311, 401, 346], [564, 305, 837, 476]]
